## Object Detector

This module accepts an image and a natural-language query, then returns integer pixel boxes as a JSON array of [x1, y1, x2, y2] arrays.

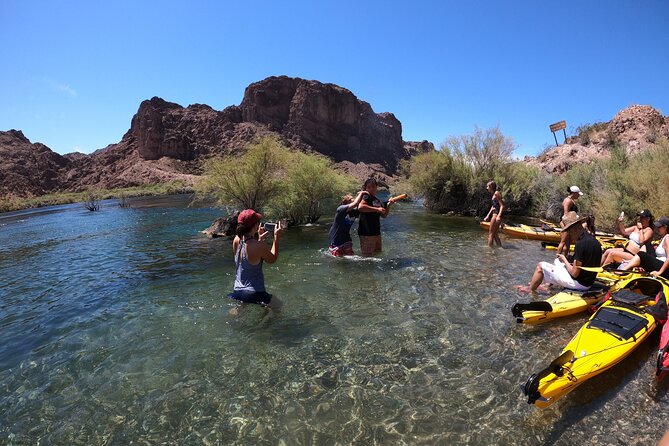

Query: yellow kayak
[[521, 275, 669, 409], [480, 221, 627, 246], [512, 283, 610, 325], [479, 221, 561, 242]]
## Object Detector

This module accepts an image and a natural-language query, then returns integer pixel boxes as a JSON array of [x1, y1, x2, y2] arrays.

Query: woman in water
[[328, 191, 365, 257], [228, 209, 283, 311], [600, 209, 655, 266], [556, 186, 584, 255], [619, 216, 669, 278], [483, 181, 504, 247]]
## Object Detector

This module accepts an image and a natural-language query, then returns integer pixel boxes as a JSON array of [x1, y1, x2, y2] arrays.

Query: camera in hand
[[263, 222, 277, 232]]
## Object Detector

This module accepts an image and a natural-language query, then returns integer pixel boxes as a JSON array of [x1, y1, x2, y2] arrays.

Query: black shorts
[[228, 290, 272, 306]]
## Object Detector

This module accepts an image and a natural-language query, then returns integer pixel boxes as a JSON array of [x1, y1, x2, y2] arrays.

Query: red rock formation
[[0, 130, 70, 197], [1, 76, 433, 198]]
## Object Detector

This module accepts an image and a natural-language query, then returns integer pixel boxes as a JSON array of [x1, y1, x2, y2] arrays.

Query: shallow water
[[0, 195, 667, 445]]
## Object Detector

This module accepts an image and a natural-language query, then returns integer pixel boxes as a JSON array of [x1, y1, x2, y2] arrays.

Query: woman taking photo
[[483, 181, 504, 247], [600, 209, 655, 266], [556, 186, 583, 255], [619, 216, 669, 278], [228, 209, 283, 311]]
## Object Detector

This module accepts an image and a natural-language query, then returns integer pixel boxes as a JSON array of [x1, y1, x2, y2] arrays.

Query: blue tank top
[[234, 239, 265, 292]]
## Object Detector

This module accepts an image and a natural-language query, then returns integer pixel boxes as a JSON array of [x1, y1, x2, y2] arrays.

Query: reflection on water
[[0, 196, 666, 444]]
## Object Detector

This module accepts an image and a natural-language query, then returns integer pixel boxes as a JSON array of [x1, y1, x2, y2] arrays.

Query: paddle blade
[[511, 301, 553, 318], [522, 350, 574, 404]]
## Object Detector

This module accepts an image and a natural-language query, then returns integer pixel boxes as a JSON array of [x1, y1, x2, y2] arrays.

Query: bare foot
[[514, 284, 550, 294]]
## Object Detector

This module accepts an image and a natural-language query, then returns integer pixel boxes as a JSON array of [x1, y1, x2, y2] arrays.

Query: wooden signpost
[[549, 120, 567, 146]]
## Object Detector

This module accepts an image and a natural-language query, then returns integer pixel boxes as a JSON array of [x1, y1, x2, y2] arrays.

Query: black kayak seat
[[562, 283, 609, 295], [588, 307, 649, 340], [611, 289, 652, 306]]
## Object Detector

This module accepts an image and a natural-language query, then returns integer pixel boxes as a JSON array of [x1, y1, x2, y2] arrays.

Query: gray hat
[[655, 216, 669, 228]]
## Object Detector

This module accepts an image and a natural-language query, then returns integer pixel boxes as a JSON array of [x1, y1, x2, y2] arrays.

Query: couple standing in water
[[328, 178, 391, 258], [228, 178, 392, 311]]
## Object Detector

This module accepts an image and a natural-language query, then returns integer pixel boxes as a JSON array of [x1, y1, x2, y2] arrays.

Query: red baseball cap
[[237, 209, 262, 226]]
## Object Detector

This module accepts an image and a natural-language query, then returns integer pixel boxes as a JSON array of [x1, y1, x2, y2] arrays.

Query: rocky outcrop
[[0, 130, 71, 197], [527, 105, 669, 173], [129, 76, 411, 172], [1, 76, 433, 198], [238, 77, 405, 171], [201, 213, 239, 238]]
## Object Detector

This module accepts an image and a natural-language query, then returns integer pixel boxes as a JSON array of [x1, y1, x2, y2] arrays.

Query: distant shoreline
[[0, 182, 194, 214]]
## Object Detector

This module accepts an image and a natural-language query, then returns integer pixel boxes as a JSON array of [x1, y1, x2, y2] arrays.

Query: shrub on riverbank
[[402, 124, 669, 230], [400, 126, 545, 216], [548, 139, 669, 227], [196, 136, 356, 224]]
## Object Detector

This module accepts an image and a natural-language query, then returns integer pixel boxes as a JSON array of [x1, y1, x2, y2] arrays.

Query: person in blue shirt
[[328, 191, 365, 257], [229, 209, 283, 310]]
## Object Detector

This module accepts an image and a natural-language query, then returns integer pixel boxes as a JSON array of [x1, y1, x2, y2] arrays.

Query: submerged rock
[[201, 213, 238, 238]]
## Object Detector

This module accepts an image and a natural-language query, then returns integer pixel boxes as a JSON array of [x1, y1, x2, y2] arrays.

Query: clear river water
[[1, 195, 667, 445]]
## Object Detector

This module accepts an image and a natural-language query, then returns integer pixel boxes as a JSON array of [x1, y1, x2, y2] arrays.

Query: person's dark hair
[[236, 223, 252, 237], [486, 180, 497, 191], [363, 178, 378, 189], [586, 215, 596, 235]]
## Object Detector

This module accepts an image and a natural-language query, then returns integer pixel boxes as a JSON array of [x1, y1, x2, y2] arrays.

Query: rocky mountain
[[1, 76, 434, 198], [0, 130, 71, 197], [526, 105, 669, 173]]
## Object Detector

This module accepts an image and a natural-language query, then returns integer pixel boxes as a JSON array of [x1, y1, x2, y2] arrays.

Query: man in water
[[328, 191, 365, 257], [357, 178, 392, 256], [526, 211, 602, 292]]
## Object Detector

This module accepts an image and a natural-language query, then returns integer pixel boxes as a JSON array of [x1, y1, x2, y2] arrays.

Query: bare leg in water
[[488, 215, 502, 247]]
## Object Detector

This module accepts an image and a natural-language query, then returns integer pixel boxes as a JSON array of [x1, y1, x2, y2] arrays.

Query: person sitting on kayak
[[600, 209, 655, 266], [556, 186, 583, 255], [228, 209, 283, 310], [328, 191, 365, 257], [526, 211, 602, 292], [619, 216, 669, 279], [483, 180, 504, 247]]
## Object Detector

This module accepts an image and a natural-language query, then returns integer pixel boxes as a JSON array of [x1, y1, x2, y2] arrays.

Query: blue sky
[[1, 1, 668, 157]]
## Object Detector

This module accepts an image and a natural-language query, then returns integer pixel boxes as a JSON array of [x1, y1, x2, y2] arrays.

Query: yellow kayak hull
[[480, 221, 627, 246], [512, 287, 609, 325], [522, 275, 669, 408], [479, 221, 561, 242]]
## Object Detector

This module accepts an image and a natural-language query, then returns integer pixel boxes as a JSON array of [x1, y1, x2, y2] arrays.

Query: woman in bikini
[[600, 209, 654, 266], [483, 181, 504, 247]]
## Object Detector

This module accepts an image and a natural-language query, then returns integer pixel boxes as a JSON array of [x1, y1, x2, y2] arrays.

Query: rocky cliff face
[[130, 76, 410, 171], [0, 130, 71, 197], [1, 76, 431, 198], [527, 105, 669, 173]]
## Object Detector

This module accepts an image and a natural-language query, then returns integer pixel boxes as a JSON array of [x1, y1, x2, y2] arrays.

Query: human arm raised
[[357, 194, 385, 214], [346, 191, 366, 210], [257, 221, 284, 264]]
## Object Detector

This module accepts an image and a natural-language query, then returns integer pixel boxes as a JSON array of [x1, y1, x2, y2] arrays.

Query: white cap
[[569, 186, 584, 196]]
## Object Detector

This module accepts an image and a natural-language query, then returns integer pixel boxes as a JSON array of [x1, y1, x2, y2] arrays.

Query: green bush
[[402, 126, 541, 215], [196, 136, 357, 224], [270, 150, 356, 224], [534, 138, 669, 230], [196, 137, 289, 211]]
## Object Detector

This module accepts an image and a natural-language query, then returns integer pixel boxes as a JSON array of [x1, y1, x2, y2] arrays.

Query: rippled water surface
[[1, 195, 667, 445]]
